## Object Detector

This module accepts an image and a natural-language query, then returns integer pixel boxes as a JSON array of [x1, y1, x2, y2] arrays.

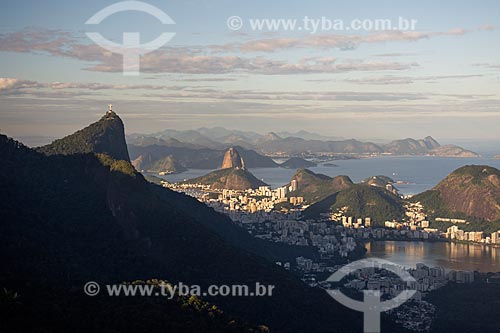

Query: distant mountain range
[[127, 128, 478, 172], [127, 128, 479, 168], [129, 144, 279, 173], [253, 134, 478, 157]]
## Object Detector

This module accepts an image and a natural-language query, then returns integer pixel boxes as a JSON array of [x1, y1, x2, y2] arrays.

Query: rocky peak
[[432, 165, 500, 221], [221, 147, 245, 169], [423, 136, 440, 149], [264, 132, 282, 141], [37, 109, 130, 162]]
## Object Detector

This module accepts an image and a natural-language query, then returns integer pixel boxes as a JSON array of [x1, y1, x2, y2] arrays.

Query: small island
[[280, 157, 317, 169]]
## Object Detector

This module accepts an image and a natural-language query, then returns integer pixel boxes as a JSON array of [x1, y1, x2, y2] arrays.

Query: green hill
[[288, 168, 353, 203], [280, 157, 317, 169], [304, 184, 404, 225], [362, 175, 394, 188], [134, 154, 187, 174], [150, 155, 186, 173], [184, 167, 267, 190], [411, 165, 500, 224], [382, 136, 479, 157], [37, 111, 130, 161]]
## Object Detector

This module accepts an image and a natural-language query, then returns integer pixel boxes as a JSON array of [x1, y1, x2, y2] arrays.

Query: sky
[[0, 0, 499, 142]]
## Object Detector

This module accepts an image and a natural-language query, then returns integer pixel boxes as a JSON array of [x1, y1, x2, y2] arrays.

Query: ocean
[[158, 156, 500, 195]]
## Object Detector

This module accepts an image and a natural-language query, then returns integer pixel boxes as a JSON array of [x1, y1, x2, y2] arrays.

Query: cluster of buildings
[[330, 202, 433, 232], [328, 205, 443, 241], [336, 262, 473, 299], [218, 186, 289, 213], [295, 256, 338, 274], [382, 202, 437, 233], [330, 207, 371, 228], [328, 202, 500, 246], [403, 202, 430, 228], [446, 225, 500, 245], [435, 217, 467, 224], [343, 226, 443, 241], [242, 220, 359, 259], [164, 182, 305, 223]]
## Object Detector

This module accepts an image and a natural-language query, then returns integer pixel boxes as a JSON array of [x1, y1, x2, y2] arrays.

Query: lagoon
[[365, 240, 500, 272]]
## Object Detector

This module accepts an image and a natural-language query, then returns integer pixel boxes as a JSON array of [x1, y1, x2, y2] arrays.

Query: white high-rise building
[[276, 186, 288, 199]]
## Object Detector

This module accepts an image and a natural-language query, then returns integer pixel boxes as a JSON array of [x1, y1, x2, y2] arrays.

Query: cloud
[[1, 77, 429, 101], [0, 27, 74, 55], [372, 53, 419, 57], [213, 26, 496, 53], [473, 62, 500, 69], [0, 78, 41, 91], [0, 28, 416, 74], [0, 27, 457, 75], [46, 82, 170, 90], [0, 78, 45, 95], [143, 88, 429, 102], [85, 54, 417, 75], [345, 74, 484, 85], [0, 77, 196, 96], [6, 77, 490, 103], [174, 77, 239, 82]]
